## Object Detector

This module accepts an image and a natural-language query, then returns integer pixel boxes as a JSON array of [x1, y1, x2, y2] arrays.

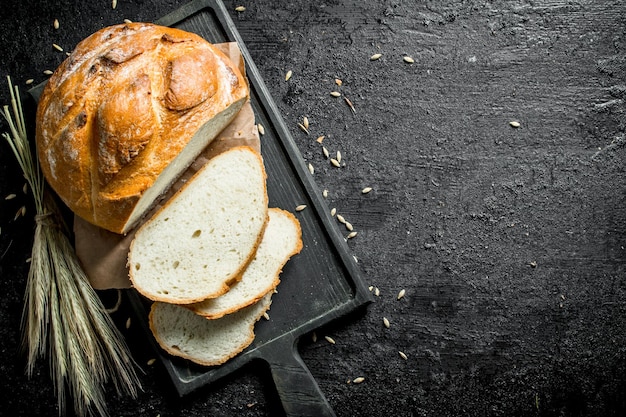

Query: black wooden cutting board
[[114, 1, 375, 416], [27, 0, 372, 415]]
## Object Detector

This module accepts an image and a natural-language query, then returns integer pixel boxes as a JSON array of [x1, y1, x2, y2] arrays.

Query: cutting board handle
[[262, 336, 336, 417]]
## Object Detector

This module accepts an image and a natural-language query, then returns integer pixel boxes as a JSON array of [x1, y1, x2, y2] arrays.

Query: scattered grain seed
[[368, 286, 374, 291], [298, 123, 309, 134], [344, 97, 356, 114], [66, 52, 70, 57], [5, 193, 16, 200], [403, 56, 415, 63], [352, 377, 365, 384], [322, 146, 330, 158], [345, 222, 353, 231], [285, 70, 292, 81], [374, 287, 380, 296], [124, 19, 133, 24], [14, 205, 26, 220], [399, 351, 408, 360], [353, 255, 358, 263], [325, 335, 336, 344], [308, 163, 315, 175], [383, 317, 390, 328], [330, 158, 340, 167], [330, 207, 336, 216], [295, 204, 307, 212], [263, 312, 270, 320], [22, 183, 28, 194], [53, 43, 63, 52], [125, 317, 131, 329], [312, 331, 317, 343], [43, 70, 53, 75], [362, 187, 372, 194], [347, 231, 357, 239], [335, 78, 342, 86], [336, 150, 342, 163], [336, 214, 346, 224], [397, 289, 406, 300], [25, 79, 34, 85], [235, 5, 246, 12], [322, 189, 328, 198], [303, 116, 309, 130], [316, 135, 325, 143], [330, 91, 341, 97], [53, 19, 59, 29], [112, 0, 117, 9], [147, 358, 156, 366], [370, 53, 382, 61], [509, 120, 521, 128], [257, 123, 265, 135]]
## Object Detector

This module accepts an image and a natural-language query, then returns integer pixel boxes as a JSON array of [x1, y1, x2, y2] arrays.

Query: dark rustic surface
[[1, 0, 626, 416]]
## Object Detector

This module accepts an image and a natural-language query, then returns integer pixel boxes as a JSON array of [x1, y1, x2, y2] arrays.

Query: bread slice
[[187, 208, 302, 319], [149, 293, 272, 366], [128, 146, 268, 304]]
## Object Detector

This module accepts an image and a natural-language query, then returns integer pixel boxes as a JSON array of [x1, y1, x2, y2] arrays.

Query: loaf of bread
[[188, 208, 302, 319], [149, 293, 272, 367], [128, 146, 268, 304], [36, 23, 249, 234]]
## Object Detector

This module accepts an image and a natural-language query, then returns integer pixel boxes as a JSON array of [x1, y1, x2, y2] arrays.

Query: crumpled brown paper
[[74, 42, 260, 289]]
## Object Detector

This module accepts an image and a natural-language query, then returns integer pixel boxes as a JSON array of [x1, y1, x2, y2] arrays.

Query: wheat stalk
[[2, 76, 141, 416]]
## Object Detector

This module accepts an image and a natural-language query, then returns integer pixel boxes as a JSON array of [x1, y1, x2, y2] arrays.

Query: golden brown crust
[[36, 23, 249, 234]]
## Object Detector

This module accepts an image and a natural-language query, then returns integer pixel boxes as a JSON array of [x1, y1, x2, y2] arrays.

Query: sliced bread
[[149, 293, 272, 366], [187, 208, 302, 319], [128, 146, 268, 304]]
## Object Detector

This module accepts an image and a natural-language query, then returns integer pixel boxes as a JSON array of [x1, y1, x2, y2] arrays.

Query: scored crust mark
[[164, 49, 218, 111], [102, 45, 145, 65], [48, 122, 89, 212], [75, 111, 87, 129], [87, 62, 100, 80], [224, 65, 241, 89], [160, 33, 192, 44], [96, 73, 154, 184], [53, 24, 146, 88]]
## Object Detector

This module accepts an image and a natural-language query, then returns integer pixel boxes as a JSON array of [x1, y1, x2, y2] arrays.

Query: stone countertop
[[1, 0, 625, 416]]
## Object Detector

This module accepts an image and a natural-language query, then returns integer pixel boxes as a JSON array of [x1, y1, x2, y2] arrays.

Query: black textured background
[[1, 1, 626, 416]]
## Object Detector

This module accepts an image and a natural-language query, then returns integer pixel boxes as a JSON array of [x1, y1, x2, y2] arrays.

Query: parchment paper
[[74, 42, 260, 289]]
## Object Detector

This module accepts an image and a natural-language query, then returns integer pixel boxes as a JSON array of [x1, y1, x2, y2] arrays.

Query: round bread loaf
[[35, 23, 249, 234]]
